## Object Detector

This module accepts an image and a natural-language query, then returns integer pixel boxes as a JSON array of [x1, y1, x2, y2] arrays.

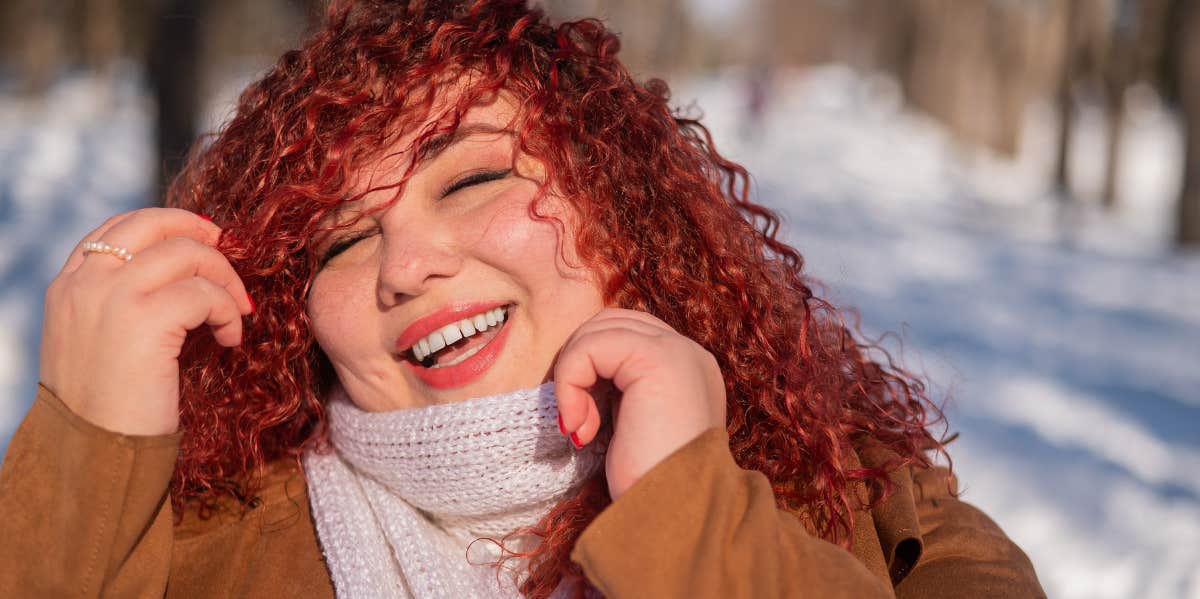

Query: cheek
[[471, 190, 584, 272], [307, 271, 375, 361], [472, 194, 604, 321]]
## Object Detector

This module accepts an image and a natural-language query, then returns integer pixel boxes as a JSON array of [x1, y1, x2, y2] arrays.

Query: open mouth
[[408, 304, 511, 369]]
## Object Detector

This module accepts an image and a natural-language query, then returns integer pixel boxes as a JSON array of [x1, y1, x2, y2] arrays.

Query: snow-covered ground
[[1, 65, 1197, 598], [0, 66, 153, 449], [681, 67, 1200, 599]]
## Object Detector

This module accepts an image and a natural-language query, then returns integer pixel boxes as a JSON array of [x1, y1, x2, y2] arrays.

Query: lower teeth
[[423, 314, 508, 368], [429, 342, 488, 369]]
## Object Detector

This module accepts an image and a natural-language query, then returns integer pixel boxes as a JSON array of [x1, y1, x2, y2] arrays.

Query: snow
[[678, 65, 1200, 599], [0, 64, 153, 452], [1, 64, 1197, 597]]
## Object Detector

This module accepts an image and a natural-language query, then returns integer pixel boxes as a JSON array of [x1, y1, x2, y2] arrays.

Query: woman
[[0, 1, 1044, 597]]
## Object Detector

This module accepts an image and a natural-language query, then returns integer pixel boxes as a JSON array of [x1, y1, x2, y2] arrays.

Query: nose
[[376, 222, 463, 305]]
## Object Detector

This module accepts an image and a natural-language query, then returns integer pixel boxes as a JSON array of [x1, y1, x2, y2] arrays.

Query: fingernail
[[570, 431, 583, 450], [198, 214, 213, 222], [247, 295, 256, 314], [557, 413, 566, 436]]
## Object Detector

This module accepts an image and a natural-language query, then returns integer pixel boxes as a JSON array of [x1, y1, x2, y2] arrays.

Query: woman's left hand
[[554, 308, 727, 500]]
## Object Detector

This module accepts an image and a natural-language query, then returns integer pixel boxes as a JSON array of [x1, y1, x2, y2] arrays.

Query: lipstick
[[396, 300, 513, 389]]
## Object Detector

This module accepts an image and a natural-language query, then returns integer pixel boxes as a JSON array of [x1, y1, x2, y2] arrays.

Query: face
[[306, 94, 606, 411]]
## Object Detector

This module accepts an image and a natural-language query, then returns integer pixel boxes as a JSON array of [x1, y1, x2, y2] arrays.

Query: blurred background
[[0, 1, 1197, 597]]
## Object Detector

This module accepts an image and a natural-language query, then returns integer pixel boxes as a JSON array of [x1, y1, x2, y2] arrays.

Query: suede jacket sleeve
[[1, 384, 1043, 598], [570, 427, 1045, 599], [0, 385, 333, 599], [0, 384, 180, 598]]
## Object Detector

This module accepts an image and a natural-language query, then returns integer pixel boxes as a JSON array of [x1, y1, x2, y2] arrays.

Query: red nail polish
[[557, 413, 566, 436], [570, 431, 583, 450], [198, 214, 213, 222], [247, 295, 256, 313]]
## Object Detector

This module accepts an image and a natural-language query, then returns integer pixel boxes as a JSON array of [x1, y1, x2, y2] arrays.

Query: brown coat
[[0, 385, 1045, 598]]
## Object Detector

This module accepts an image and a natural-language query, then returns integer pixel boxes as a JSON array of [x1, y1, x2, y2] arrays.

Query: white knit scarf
[[302, 382, 608, 598]]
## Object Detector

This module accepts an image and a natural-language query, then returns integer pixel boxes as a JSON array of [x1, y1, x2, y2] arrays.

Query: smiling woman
[[0, 1, 1044, 598], [307, 102, 606, 408]]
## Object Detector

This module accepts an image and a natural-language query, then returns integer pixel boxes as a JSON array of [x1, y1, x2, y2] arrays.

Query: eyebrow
[[414, 123, 513, 165]]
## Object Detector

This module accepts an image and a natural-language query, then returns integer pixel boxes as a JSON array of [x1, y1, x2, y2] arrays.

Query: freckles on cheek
[[475, 192, 571, 262], [307, 276, 368, 355]]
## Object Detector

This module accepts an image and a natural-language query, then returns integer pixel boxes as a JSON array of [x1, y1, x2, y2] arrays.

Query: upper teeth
[[410, 306, 508, 362]]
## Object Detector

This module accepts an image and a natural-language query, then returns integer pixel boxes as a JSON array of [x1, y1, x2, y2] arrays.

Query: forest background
[[0, 1, 1197, 598]]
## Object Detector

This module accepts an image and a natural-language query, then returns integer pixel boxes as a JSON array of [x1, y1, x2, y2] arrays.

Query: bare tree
[[1098, 0, 1172, 210], [1054, 0, 1112, 200], [83, 0, 123, 76], [10, 0, 68, 96], [1173, 0, 1200, 246], [145, 0, 202, 200]]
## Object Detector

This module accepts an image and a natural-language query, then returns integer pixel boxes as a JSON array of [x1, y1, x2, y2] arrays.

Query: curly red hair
[[167, 1, 949, 596]]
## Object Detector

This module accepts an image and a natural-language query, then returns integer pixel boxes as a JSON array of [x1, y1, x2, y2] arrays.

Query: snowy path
[[1, 67, 1197, 598]]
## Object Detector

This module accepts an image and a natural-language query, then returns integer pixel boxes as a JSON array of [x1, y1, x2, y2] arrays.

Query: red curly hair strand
[[166, 1, 950, 597]]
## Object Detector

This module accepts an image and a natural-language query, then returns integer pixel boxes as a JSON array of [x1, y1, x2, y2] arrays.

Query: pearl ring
[[82, 240, 134, 263]]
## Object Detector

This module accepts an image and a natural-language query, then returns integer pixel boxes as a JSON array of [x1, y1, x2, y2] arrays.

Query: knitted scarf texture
[[303, 382, 607, 598]]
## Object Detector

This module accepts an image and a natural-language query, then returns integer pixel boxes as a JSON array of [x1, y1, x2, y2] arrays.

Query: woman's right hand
[[38, 208, 254, 436]]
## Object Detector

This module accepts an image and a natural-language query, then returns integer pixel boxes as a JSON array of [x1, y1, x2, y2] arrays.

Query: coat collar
[[852, 441, 938, 585]]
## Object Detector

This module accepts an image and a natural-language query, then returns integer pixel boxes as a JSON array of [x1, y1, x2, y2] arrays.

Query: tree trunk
[[1055, 1, 1078, 199], [1101, 70, 1126, 210], [1175, 0, 1200, 246], [83, 0, 122, 74], [146, 0, 203, 203], [1179, 114, 1200, 247], [17, 0, 67, 96]]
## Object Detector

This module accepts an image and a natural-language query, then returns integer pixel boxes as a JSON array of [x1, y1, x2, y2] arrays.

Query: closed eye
[[319, 228, 378, 266], [441, 168, 512, 198]]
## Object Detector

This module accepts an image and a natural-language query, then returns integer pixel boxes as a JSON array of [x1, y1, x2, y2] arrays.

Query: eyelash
[[440, 168, 512, 198], [320, 229, 377, 265], [319, 169, 512, 266]]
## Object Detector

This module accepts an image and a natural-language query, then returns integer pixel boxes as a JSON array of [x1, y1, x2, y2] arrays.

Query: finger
[[77, 208, 220, 273], [571, 395, 603, 448], [582, 307, 675, 332], [147, 276, 245, 347], [59, 212, 137, 275], [555, 328, 655, 444], [113, 237, 253, 315], [566, 315, 670, 345], [554, 351, 597, 441]]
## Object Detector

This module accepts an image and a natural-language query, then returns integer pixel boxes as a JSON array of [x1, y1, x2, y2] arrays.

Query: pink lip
[[395, 300, 510, 353], [407, 314, 512, 389], [395, 300, 512, 389]]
